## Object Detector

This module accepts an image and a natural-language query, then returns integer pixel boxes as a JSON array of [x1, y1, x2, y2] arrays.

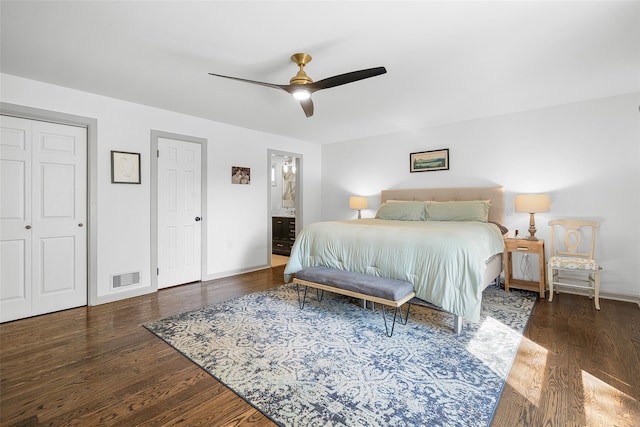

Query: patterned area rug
[[144, 283, 536, 426]]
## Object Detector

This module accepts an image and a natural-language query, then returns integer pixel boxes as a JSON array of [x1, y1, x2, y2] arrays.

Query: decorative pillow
[[490, 221, 509, 235], [426, 200, 491, 222], [375, 201, 427, 221]]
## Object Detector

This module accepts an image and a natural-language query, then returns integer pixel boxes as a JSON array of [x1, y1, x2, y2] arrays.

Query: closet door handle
[[195, 217, 201, 222], [25, 225, 31, 230]]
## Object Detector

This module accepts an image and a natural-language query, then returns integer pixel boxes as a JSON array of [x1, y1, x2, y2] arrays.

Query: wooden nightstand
[[504, 238, 546, 298]]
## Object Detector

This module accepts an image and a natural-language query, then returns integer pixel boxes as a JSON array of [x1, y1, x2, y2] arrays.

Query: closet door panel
[[0, 116, 32, 322], [31, 120, 87, 316]]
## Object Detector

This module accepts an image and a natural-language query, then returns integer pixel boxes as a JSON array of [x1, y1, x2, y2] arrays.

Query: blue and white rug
[[144, 283, 536, 427]]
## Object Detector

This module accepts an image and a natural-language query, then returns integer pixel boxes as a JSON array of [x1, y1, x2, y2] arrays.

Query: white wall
[[1, 73, 322, 303], [3, 72, 637, 302], [322, 93, 640, 300]]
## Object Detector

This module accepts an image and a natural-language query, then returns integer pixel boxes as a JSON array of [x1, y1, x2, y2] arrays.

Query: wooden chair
[[547, 219, 602, 309]]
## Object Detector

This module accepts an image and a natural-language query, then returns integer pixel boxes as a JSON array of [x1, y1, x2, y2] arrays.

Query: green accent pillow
[[427, 200, 491, 222], [375, 201, 427, 221]]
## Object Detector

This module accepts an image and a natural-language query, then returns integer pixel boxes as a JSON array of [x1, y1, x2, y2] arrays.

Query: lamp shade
[[349, 196, 368, 210], [514, 194, 550, 213]]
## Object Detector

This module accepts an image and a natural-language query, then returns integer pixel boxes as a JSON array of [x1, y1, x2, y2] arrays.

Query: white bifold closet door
[[0, 115, 87, 322]]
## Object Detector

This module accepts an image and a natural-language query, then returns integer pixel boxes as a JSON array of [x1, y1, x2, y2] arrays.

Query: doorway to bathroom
[[268, 150, 302, 267]]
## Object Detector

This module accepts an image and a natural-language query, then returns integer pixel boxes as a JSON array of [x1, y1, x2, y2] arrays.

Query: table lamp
[[349, 196, 368, 219], [514, 194, 550, 240]]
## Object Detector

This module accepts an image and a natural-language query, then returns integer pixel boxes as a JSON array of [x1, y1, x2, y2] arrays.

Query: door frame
[[1, 102, 99, 305], [150, 130, 207, 291], [267, 149, 302, 263]]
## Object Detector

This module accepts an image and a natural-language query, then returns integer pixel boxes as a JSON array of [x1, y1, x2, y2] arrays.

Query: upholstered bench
[[293, 266, 416, 337]]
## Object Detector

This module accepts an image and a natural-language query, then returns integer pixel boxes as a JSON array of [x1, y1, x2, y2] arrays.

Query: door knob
[[78, 223, 84, 227], [195, 217, 201, 221], [25, 225, 31, 230]]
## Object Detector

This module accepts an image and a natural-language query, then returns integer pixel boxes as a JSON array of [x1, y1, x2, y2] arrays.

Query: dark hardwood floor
[[1, 266, 639, 426]]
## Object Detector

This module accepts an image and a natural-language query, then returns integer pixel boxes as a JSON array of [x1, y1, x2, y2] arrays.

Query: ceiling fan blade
[[307, 67, 387, 92], [208, 73, 287, 92], [300, 98, 314, 118]]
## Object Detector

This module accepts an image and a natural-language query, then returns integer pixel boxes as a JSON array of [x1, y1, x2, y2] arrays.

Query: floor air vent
[[111, 271, 141, 289]]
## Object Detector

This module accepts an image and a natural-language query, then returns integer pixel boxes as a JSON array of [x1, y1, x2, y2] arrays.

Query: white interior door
[[0, 116, 87, 322], [157, 137, 202, 288], [1, 116, 33, 321]]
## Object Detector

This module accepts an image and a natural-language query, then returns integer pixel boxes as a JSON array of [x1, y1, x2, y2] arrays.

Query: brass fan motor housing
[[289, 53, 314, 85]]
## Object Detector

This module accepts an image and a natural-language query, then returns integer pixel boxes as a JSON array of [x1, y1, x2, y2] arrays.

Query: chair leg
[[593, 270, 601, 310], [547, 266, 554, 302]]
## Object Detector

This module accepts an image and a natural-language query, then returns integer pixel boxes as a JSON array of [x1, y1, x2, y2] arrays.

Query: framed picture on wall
[[232, 166, 251, 184], [111, 151, 141, 184], [410, 148, 449, 173]]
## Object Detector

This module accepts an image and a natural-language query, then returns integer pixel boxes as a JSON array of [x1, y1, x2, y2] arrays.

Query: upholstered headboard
[[380, 186, 505, 224]]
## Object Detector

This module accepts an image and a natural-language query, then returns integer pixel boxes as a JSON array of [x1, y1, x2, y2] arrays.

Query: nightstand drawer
[[505, 239, 540, 252]]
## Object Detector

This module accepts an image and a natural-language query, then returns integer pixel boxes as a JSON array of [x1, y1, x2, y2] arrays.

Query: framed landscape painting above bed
[[410, 148, 449, 172]]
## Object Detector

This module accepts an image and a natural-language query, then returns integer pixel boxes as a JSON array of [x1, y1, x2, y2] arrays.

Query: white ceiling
[[1, 1, 639, 144]]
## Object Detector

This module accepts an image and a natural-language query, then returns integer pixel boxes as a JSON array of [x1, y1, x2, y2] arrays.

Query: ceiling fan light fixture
[[208, 52, 386, 118], [292, 89, 311, 100]]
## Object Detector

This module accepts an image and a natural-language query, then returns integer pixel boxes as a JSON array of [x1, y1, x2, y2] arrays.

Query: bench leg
[[381, 302, 412, 337], [296, 284, 325, 309], [296, 283, 309, 309]]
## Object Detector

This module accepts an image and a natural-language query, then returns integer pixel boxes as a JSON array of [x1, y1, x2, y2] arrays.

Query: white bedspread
[[284, 219, 505, 322]]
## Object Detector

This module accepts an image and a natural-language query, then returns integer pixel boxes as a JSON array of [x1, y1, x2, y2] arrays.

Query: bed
[[283, 186, 506, 332]]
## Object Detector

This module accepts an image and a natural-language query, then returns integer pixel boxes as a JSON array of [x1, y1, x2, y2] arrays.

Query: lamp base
[[527, 213, 538, 240]]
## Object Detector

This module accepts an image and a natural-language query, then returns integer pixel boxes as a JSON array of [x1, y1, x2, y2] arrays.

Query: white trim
[[203, 265, 271, 282], [551, 286, 640, 308]]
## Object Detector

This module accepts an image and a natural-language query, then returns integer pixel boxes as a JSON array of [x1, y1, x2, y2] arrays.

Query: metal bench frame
[[293, 277, 415, 337]]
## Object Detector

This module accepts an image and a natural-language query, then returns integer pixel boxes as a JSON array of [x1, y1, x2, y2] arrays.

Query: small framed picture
[[410, 149, 449, 173], [111, 151, 141, 184], [231, 166, 251, 184]]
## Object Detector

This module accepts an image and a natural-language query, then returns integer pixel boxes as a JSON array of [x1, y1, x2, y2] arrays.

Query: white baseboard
[[203, 264, 271, 282], [551, 286, 640, 308]]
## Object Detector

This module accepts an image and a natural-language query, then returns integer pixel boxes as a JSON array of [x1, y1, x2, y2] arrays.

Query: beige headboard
[[380, 186, 505, 224]]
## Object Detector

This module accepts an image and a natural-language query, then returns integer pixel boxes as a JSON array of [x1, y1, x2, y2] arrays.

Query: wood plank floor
[[1, 266, 639, 426]]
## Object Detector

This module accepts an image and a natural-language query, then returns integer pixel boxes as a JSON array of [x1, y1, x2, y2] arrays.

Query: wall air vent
[[111, 271, 141, 289]]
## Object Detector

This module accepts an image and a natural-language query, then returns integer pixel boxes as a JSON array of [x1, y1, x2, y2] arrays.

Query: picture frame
[[410, 148, 449, 173], [111, 151, 141, 184], [232, 166, 251, 184]]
